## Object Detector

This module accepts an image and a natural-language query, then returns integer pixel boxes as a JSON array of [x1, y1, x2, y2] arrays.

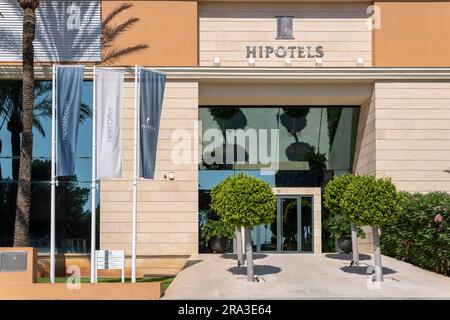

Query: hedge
[[381, 191, 449, 276]]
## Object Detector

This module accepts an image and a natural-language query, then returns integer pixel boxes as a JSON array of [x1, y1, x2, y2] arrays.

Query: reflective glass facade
[[199, 106, 360, 189], [0, 80, 99, 253], [198, 106, 360, 253]]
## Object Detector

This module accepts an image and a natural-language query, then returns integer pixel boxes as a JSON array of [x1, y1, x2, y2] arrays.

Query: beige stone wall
[[37, 254, 188, 277], [99, 79, 199, 276], [355, 80, 450, 192], [374, 81, 450, 192], [354, 91, 376, 176], [199, 1, 372, 67], [353, 80, 450, 253]]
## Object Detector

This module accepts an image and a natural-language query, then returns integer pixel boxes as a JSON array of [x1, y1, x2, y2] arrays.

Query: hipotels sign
[[245, 16, 325, 60], [246, 45, 324, 60]]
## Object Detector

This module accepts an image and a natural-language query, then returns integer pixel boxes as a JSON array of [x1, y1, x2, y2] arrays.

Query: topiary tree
[[324, 174, 364, 265], [341, 175, 402, 282], [210, 173, 276, 281]]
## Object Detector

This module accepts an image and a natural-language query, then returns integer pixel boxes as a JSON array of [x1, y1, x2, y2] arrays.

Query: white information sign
[[94, 250, 125, 283]]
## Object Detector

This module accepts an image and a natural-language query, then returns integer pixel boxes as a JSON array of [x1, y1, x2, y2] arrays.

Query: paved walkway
[[163, 253, 450, 299]]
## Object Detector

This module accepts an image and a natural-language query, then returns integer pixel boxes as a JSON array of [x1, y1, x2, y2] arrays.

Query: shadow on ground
[[180, 260, 203, 271], [227, 265, 281, 276], [340, 265, 397, 275], [221, 253, 268, 260], [324, 253, 372, 261]]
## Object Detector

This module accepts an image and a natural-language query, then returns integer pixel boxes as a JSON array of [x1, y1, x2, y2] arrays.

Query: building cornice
[[2, 66, 450, 82]]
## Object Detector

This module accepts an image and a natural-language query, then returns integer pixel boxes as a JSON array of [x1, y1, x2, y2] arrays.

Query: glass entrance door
[[254, 195, 313, 253], [280, 197, 298, 252]]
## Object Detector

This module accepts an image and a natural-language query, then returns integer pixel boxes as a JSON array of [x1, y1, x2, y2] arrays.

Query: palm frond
[[34, 101, 51, 118], [32, 117, 46, 137], [34, 81, 51, 98], [102, 2, 133, 27], [79, 102, 92, 122], [102, 17, 140, 47], [102, 44, 149, 65]]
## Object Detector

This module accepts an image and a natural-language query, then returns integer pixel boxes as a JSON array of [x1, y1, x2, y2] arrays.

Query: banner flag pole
[[91, 65, 97, 283], [50, 64, 57, 284], [132, 65, 139, 283]]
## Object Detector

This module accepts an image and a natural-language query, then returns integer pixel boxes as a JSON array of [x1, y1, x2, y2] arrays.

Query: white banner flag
[[96, 69, 123, 178]]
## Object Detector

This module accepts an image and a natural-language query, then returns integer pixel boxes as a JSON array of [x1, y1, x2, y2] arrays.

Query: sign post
[[95, 250, 125, 283]]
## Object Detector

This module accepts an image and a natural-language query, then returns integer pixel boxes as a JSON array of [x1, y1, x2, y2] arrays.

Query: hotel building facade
[[1, 0, 450, 277]]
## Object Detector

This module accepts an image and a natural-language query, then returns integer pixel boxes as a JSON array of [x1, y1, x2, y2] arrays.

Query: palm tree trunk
[[13, 0, 39, 247]]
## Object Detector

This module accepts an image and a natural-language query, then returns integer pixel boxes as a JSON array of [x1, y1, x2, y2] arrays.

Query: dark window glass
[[199, 106, 360, 189], [0, 80, 99, 253], [301, 197, 313, 252], [198, 190, 232, 253], [198, 106, 359, 254]]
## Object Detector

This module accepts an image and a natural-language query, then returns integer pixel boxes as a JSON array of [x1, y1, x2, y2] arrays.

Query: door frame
[[254, 194, 315, 253], [277, 195, 301, 253]]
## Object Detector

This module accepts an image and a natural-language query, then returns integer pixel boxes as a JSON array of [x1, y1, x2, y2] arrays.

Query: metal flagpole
[[131, 65, 139, 283], [50, 64, 57, 284], [91, 66, 97, 283]]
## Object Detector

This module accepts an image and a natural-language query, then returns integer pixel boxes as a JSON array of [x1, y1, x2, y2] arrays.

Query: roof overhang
[[2, 66, 450, 83]]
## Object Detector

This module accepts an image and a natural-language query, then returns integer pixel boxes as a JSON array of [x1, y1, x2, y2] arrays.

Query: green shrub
[[201, 219, 235, 242], [324, 213, 365, 239], [341, 175, 402, 226], [210, 173, 276, 228], [323, 173, 355, 214], [323, 174, 365, 240], [382, 191, 450, 276]]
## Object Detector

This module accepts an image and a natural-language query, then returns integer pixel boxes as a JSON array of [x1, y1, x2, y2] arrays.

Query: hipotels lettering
[[246, 45, 324, 59]]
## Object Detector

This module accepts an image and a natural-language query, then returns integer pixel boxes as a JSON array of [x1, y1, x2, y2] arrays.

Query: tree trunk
[[235, 227, 244, 267], [13, 0, 39, 247], [351, 222, 359, 265], [372, 225, 383, 282], [244, 228, 254, 282]]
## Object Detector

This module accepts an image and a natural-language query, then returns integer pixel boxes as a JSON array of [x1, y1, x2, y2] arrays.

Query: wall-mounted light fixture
[[213, 57, 221, 67], [356, 57, 364, 67], [164, 171, 175, 180], [284, 57, 292, 67], [248, 57, 255, 67], [315, 57, 323, 67]]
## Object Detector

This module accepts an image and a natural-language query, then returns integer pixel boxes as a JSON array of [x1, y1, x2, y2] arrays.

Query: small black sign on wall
[[276, 16, 294, 40], [0, 252, 27, 272]]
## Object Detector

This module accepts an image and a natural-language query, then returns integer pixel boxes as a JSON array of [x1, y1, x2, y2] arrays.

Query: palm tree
[[8, 0, 146, 247], [101, 2, 149, 64], [0, 80, 90, 246], [13, 0, 40, 247], [0, 81, 91, 178], [1, 82, 49, 179]]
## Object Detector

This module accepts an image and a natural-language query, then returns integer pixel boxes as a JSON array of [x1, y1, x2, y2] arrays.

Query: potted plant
[[201, 219, 235, 253], [341, 176, 401, 282], [324, 213, 365, 253], [210, 173, 276, 282]]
